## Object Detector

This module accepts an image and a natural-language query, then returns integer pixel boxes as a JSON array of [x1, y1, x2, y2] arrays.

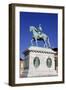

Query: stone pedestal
[[24, 46, 58, 77]]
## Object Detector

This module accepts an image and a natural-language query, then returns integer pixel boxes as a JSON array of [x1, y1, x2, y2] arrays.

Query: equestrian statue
[[29, 24, 51, 48]]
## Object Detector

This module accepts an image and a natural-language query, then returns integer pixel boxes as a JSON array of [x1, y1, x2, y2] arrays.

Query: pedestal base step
[[20, 69, 58, 77]]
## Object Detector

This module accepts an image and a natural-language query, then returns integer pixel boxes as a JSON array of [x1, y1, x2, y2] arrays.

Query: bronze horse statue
[[30, 26, 51, 48]]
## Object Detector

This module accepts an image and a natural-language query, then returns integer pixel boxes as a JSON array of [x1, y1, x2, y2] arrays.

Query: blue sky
[[20, 12, 58, 58]]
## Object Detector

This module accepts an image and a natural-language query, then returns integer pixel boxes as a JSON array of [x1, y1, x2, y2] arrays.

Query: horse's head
[[30, 26, 32, 32], [29, 26, 40, 37], [29, 26, 35, 32]]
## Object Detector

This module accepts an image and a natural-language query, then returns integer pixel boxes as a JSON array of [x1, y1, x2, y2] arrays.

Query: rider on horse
[[38, 24, 43, 35]]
